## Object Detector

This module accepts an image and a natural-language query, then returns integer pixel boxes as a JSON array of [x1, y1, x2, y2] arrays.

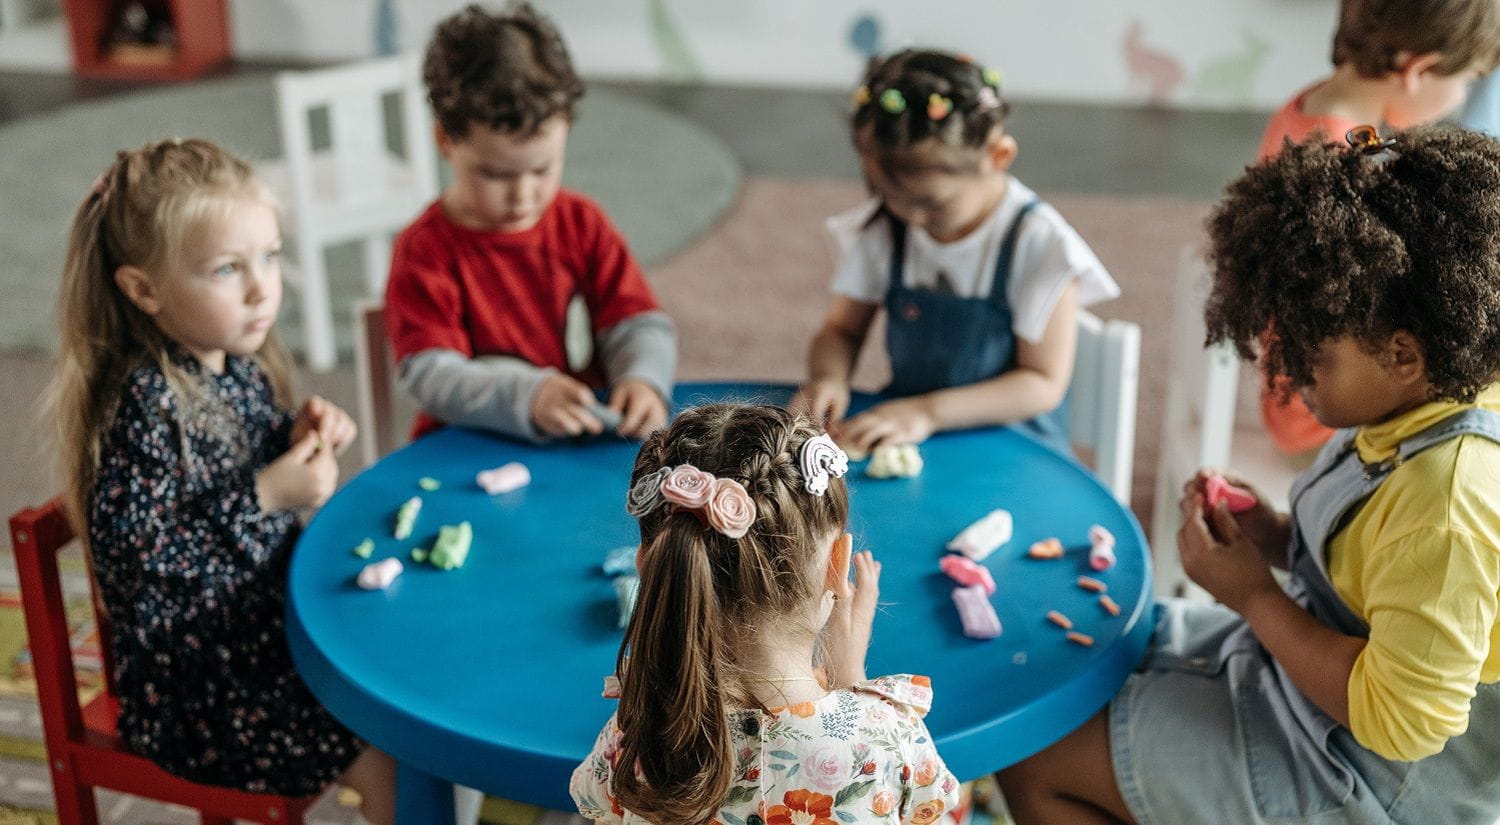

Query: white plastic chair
[[1150, 248, 1238, 598], [270, 54, 439, 371], [1068, 310, 1142, 505]]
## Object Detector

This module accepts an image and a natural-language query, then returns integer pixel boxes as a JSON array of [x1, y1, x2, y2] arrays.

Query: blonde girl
[[46, 138, 393, 823], [571, 403, 959, 825]]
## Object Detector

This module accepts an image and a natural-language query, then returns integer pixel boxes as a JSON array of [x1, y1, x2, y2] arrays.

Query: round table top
[[287, 383, 1152, 811]]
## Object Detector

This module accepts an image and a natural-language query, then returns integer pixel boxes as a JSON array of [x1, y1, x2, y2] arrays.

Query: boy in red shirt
[[387, 2, 675, 441], [1255, 0, 1500, 455]]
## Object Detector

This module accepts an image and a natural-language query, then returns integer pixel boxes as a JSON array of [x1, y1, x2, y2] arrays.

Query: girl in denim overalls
[[1000, 126, 1500, 825], [795, 50, 1118, 456]]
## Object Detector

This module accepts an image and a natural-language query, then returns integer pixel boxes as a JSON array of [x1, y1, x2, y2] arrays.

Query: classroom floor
[[0, 63, 1271, 824]]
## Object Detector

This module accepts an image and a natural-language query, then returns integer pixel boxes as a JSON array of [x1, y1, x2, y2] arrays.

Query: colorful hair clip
[[852, 84, 872, 107], [879, 88, 907, 114], [975, 86, 1002, 113], [927, 93, 954, 121], [799, 433, 849, 495], [1345, 124, 1397, 160], [982, 67, 1003, 88]]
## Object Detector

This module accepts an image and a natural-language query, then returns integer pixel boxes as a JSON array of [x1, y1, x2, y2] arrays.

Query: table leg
[[397, 762, 456, 825]]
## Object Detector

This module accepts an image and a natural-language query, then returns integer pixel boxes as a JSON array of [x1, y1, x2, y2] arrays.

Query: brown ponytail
[[611, 404, 850, 825]]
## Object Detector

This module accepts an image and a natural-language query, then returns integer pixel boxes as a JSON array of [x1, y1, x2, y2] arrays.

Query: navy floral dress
[[88, 351, 362, 795]]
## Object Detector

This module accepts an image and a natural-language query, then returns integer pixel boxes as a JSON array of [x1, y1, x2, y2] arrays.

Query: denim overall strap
[[881, 201, 1072, 453], [1286, 407, 1500, 631]]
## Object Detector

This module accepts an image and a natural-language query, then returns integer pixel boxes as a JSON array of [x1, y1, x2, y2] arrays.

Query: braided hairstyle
[[613, 403, 850, 825], [852, 49, 1010, 176], [1206, 125, 1500, 402]]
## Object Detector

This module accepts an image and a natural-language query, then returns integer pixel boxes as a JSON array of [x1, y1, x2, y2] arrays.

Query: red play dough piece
[[1205, 475, 1257, 513]]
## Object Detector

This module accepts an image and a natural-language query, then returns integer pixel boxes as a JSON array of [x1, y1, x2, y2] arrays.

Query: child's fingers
[[1207, 501, 1244, 544], [287, 430, 322, 461]]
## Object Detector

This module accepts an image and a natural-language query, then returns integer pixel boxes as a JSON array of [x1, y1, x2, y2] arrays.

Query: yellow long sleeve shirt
[[1329, 384, 1500, 761]]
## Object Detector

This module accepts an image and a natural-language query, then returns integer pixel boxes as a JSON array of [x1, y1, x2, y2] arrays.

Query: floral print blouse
[[571, 674, 960, 825]]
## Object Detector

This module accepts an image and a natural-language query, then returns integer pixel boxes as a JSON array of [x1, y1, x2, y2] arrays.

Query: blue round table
[[287, 384, 1152, 822]]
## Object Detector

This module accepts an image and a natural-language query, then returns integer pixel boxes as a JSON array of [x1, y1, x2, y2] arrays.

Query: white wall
[[229, 0, 1339, 111]]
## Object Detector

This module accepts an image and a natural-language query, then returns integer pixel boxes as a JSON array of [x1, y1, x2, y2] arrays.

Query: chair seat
[[81, 691, 119, 742]]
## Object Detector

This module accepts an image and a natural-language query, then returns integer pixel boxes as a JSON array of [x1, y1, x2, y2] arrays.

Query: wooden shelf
[[62, 0, 228, 80]]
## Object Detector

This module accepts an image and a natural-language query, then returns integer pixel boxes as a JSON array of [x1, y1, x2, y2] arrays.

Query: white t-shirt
[[825, 178, 1120, 343]]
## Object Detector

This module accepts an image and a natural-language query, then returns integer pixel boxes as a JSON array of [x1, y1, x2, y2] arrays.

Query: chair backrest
[[1068, 310, 1141, 504], [8, 500, 105, 749], [1160, 246, 1240, 470], [354, 299, 400, 466], [274, 54, 439, 247]]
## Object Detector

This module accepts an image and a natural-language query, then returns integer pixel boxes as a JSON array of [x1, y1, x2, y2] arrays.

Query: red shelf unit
[[62, 0, 229, 81]]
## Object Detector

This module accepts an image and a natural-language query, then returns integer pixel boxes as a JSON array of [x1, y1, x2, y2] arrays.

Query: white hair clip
[[799, 433, 850, 496]]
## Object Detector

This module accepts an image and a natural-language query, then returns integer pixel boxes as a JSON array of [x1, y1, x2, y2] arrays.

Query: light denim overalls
[[1111, 409, 1500, 824], [880, 201, 1072, 455]]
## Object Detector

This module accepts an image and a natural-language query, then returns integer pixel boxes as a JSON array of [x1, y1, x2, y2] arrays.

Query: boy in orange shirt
[[1256, 0, 1500, 454]]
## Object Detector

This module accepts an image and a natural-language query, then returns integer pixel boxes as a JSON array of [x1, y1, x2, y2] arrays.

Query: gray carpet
[[0, 74, 742, 356]]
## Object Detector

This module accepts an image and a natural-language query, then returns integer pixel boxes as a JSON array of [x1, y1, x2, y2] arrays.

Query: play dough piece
[[393, 496, 422, 540], [940, 554, 997, 595], [865, 444, 923, 479], [1100, 594, 1122, 616], [1205, 475, 1257, 513], [1088, 524, 1117, 571], [603, 546, 637, 577], [1028, 537, 1064, 559], [418, 476, 441, 491], [589, 402, 624, 432], [1076, 576, 1107, 593], [411, 548, 428, 563], [477, 462, 531, 494], [428, 521, 472, 570], [614, 574, 640, 629], [1046, 610, 1074, 630], [352, 538, 374, 559], [1066, 631, 1095, 647], [952, 585, 1002, 639], [357, 557, 403, 590], [947, 509, 1013, 562]]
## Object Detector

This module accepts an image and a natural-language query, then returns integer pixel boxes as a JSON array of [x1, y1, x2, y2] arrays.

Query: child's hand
[[1181, 470, 1291, 569], [256, 432, 339, 512], [822, 549, 881, 688], [608, 379, 667, 440], [791, 379, 852, 429], [1177, 494, 1282, 614], [289, 395, 357, 456], [531, 374, 605, 438], [840, 398, 937, 451]]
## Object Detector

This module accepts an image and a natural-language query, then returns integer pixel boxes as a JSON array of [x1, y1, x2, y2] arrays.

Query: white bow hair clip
[[800, 433, 850, 496]]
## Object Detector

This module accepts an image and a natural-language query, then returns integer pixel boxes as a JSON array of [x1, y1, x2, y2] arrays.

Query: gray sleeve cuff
[[397, 348, 555, 442], [598, 310, 677, 402]]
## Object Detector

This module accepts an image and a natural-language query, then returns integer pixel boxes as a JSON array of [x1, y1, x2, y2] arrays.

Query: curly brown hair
[[422, 2, 584, 139], [1205, 125, 1500, 403], [1333, 0, 1500, 76]]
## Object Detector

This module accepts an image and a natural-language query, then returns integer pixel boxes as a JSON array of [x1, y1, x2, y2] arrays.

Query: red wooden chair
[[8, 498, 316, 825]]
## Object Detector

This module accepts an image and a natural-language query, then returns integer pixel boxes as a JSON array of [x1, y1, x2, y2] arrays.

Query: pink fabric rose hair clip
[[624, 434, 850, 538], [626, 464, 757, 538]]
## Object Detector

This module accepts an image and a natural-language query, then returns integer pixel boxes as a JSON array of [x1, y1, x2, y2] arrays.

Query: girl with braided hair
[[571, 403, 958, 825], [794, 49, 1119, 456]]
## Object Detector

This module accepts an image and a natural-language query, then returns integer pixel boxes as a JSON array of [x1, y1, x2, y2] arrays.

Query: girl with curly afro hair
[[998, 125, 1500, 825]]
